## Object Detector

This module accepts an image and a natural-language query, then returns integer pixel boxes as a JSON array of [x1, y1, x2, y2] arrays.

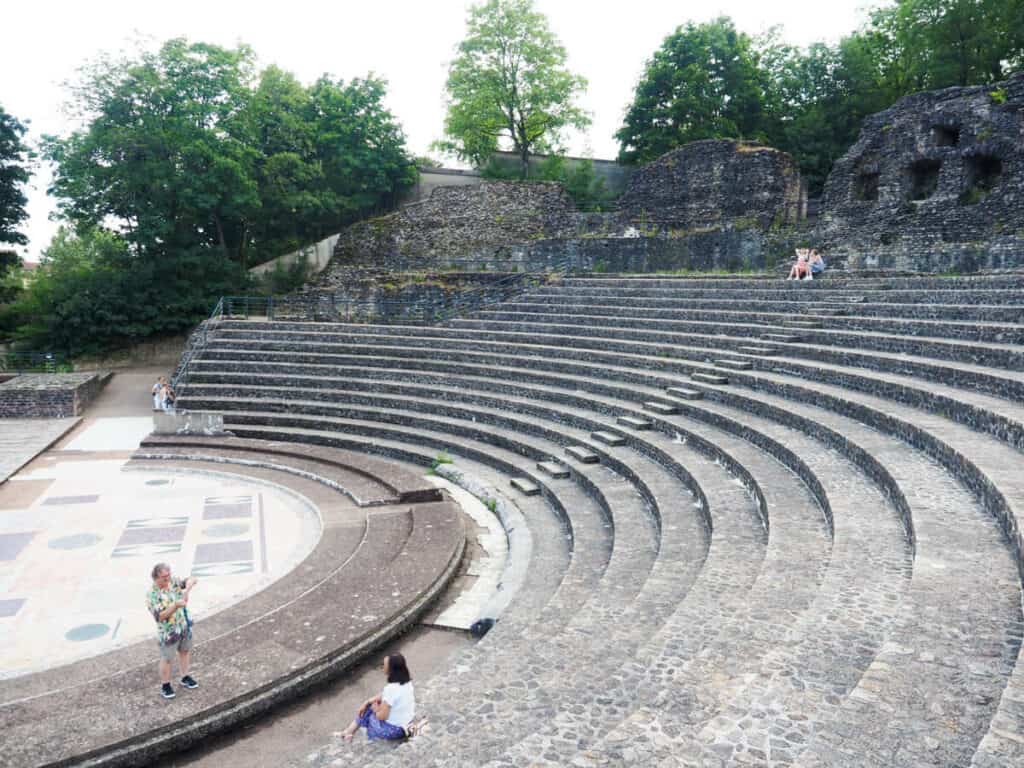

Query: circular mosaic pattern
[[145, 479, 170, 486], [203, 523, 250, 538], [48, 533, 103, 550], [65, 624, 110, 642]]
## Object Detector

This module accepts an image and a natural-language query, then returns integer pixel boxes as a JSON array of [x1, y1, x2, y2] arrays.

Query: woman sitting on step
[[787, 249, 810, 280], [808, 248, 826, 279], [341, 653, 417, 742]]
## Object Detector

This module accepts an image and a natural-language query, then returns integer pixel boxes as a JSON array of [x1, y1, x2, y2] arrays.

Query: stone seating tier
[[174, 273, 1024, 768]]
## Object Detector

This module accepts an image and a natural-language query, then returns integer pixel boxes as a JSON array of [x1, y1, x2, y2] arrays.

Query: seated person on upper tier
[[341, 653, 419, 742], [787, 249, 810, 280], [808, 248, 826, 278]]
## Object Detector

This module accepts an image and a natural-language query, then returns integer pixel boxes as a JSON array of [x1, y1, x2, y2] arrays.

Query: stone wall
[[815, 71, 1024, 271], [0, 372, 110, 418], [316, 181, 580, 276], [617, 140, 804, 230], [314, 141, 804, 282]]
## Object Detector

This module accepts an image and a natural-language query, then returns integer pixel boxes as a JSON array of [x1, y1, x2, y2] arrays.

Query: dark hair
[[386, 653, 411, 684]]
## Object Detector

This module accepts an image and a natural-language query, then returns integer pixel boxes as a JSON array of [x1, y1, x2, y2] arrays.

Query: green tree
[[45, 38, 416, 271], [616, 17, 767, 164], [868, 0, 1024, 89], [0, 106, 32, 248], [438, 0, 590, 177], [10, 226, 245, 356]]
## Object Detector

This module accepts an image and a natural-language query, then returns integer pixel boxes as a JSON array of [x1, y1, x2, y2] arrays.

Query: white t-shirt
[[381, 682, 415, 729]]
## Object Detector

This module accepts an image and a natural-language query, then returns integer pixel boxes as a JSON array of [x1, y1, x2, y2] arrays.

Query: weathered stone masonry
[[316, 140, 804, 280], [0, 372, 110, 418], [816, 71, 1024, 271]]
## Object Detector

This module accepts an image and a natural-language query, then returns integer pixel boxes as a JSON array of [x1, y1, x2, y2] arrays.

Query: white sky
[[1, 0, 876, 261]]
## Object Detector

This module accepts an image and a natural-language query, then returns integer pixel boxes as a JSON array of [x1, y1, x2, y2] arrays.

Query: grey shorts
[[158, 631, 193, 660]]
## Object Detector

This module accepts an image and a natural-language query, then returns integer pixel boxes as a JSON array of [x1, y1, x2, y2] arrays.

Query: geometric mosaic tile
[[116, 526, 186, 547], [203, 496, 253, 520], [110, 542, 182, 558], [125, 517, 188, 529], [0, 532, 35, 561], [0, 598, 26, 618], [193, 540, 253, 565], [42, 494, 100, 506], [191, 560, 255, 577]]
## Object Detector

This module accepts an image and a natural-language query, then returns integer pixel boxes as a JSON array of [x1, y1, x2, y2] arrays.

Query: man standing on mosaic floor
[[146, 562, 199, 699]]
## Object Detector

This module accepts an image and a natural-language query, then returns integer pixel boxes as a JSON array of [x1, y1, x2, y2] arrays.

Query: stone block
[[536, 461, 570, 479], [692, 372, 729, 385], [565, 446, 600, 464], [715, 359, 753, 371], [591, 430, 627, 446], [616, 416, 653, 430], [153, 411, 230, 437], [510, 478, 541, 496], [666, 386, 704, 400], [644, 401, 679, 415]]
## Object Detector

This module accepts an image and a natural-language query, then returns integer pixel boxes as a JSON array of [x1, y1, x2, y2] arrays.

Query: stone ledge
[[140, 434, 443, 505]]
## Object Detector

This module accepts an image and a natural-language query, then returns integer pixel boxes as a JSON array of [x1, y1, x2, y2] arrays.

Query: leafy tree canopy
[[616, 17, 767, 165], [437, 0, 590, 176], [44, 38, 416, 269], [618, 1, 1024, 193], [0, 106, 32, 247], [8, 226, 246, 357]]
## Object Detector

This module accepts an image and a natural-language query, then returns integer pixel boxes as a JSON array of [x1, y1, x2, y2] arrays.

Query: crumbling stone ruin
[[815, 71, 1024, 271], [617, 139, 804, 231], [313, 139, 804, 285], [319, 182, 578, 278]]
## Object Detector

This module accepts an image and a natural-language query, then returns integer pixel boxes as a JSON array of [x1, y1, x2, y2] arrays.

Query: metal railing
[[172, 258, 572, 390], [0, 351, 70, 374]]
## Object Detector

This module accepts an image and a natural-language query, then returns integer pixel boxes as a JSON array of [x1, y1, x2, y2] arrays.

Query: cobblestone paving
[[0, 417, 79, 483]]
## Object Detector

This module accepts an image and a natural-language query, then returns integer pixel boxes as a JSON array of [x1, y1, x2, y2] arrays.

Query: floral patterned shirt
[[146, 577, 189, 645]]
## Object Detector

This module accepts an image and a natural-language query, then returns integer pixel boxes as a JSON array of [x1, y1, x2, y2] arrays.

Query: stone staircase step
[[643, 401, 678, 415], [692, 372, 729, 385], [715, 359, 753, 371], [616, 415, 653, 430], [665, 386, 704, 400], [565, 445, 600, 464], [591, 430, 627, 446], [536, 460, 570, 479], [737, 345, 779, 356], [783, 319, 824, 328], [761, 333, 802, 343]]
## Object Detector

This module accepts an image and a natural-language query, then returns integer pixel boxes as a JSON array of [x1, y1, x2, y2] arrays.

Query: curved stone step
[[198, 327, 1024, 449], [195, 346, 1024, 765], [208, 324, 1024, 403], [192, 404, 716, 767], [454, 309, 1024, 369]]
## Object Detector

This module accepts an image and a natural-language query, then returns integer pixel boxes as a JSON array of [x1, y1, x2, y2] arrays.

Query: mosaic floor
[[0, 444, 322, 679]]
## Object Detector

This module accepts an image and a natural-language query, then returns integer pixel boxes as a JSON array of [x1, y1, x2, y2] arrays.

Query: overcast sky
[[2, 0, 875, 260]]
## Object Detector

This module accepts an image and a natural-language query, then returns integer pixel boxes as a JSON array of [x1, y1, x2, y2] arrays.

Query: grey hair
[[151, 562, 171, 580]]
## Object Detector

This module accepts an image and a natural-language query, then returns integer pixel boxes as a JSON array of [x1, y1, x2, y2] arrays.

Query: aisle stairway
[[177, 273, 1024, 768]]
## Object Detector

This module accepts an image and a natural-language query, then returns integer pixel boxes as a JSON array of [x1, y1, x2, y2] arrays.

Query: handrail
[[0, 351, 69, 374], [171, 258, 572, 390]]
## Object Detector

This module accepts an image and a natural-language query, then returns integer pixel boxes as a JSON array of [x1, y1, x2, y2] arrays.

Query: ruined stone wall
[[0, 372, 110, 418], [317, 181, 579, 278], [816, 71, 1024, 271], [312, 141, 804, 285], [617, 140, 804, 230]]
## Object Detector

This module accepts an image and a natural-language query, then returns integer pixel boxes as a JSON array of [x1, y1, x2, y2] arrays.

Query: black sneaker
[[180, 675, 199, 689], [161, 683, 176, 699]]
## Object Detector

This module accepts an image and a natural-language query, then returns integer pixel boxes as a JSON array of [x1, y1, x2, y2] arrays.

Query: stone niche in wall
[[815, 71, 1024, 271]]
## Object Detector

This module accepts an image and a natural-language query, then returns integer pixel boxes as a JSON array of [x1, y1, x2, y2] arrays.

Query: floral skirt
[[356, 707, 407, 740]]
